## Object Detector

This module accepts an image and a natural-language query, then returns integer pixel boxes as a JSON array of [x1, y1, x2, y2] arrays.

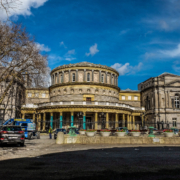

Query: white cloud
[[119, 29, 129, 35], [0, 0, 48, 20], [160, 44, 180, 58], [111, 62, 143, 75], [173, 61, 180, 72], [35, 42, 50, 52], [67, 49, 75, 55], [60, 41, 67, 48], [85, 43, 99, 56]]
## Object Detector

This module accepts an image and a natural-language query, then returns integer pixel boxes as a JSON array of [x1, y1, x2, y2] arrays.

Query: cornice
[[49, 82, 120, 91], [50, 62, 119, 75]]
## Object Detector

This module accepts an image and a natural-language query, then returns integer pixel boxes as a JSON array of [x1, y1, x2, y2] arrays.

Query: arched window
[[101, 74, 104, 83], [175, 94, 179, 108], [72, 73, 75, 82], [87, 73, 90, 82]]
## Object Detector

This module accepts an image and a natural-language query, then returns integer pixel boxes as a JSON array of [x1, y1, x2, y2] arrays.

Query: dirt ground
[[1, 135, 180, 180]]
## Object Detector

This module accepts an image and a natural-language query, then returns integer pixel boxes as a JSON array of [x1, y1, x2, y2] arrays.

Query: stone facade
[[138, 72, 180, 129]]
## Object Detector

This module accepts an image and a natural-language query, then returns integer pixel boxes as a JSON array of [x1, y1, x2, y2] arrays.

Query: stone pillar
[[38, 114, 41, 131], [110, 73, 112, 84], [50, 112, 53, 129], [114, 75, 116, 85], [60, 112, 63, 128], [71, 112, 74, 126], [51, 76, 53, 85], [84, 69, 86, 82], [43, 113, 46, 131], [106, 112, 109, 128], [57, 72, 59, 84], [99, 70, 101, 83], [53, 74, 55, 85], [106, 72, 108, 83], [133, 115, 135, 130], [69, 70, 71, 82], [127, 114, 129, 129], [115, 113, 118, 128], [122, 114, 125, 127], [76, 69, 78, 82], [33, 113, 35, 123], [95, 112, 98, 129], [62, 71, 64, 83], [22, 113, 25, 119], [83, 112, 86, 129], [92, 70, 94, 81]]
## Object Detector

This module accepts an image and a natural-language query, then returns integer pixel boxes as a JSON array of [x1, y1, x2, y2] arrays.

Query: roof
[[51, 61, 119, 75], [120, 88, 140, 93]]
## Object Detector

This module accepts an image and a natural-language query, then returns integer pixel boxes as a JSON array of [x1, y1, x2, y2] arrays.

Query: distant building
[[2, 62, 180, 130]]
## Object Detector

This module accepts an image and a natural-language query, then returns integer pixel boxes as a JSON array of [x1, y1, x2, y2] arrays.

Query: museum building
[[19, 62, 180, 131]]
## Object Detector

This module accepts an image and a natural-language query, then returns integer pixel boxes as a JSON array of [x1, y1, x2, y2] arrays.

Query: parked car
[[116, 127, 129, 134], [0, 125, 25, 146], [54, 128, 67, 139]]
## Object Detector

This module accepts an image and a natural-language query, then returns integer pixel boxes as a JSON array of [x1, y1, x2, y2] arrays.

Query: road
[[0, 135, 180, 180]]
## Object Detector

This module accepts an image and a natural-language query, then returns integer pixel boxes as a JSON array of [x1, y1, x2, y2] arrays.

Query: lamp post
[[77, 112, 83, 129], [99, 112, 106, 129]]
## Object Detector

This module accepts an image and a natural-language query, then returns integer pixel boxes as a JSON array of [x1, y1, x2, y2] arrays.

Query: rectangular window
[[134, 96, 138, 100], [86, 97, 91, 101], [172, 118, 177, 127], [128, 96, 131, 100], [72, 73, 75, 82], [122, 96, 125, 100]]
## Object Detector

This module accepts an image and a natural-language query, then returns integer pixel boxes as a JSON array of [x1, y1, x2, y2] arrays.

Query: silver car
[[0, 125, 25, 146]]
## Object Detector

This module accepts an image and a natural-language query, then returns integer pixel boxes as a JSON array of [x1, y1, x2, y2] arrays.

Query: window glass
[[61, 75, 63, 83], [101, 74, 104, 83], [122, 96, 125, 100], [72, 73, 75, 82], [128, 96, 131, 100], [3, 126, 21, 131], [87, 73, 90, 82], [175, 96, 179, 108], [86, 97, 91, 101], [172, 118, 177, 127], [134, 96, 138, 100]]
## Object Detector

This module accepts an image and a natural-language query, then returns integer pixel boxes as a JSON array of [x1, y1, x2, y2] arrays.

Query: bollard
[[56, 132, 64, 144]]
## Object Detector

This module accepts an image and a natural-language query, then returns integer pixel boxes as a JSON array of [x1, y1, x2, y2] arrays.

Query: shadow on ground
[[1, 146, 180, 180]]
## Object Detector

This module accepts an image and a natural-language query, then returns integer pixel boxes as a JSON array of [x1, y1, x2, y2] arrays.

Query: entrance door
[[86, 117, 92, 129]]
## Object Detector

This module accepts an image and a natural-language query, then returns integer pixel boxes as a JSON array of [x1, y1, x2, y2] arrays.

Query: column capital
[[83, 112, 86, 116], [60, 112, 63, 116], [71, 112, 74, 116]]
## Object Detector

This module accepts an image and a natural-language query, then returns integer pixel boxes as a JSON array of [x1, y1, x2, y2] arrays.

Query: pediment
[[166, 80, 180, 86]]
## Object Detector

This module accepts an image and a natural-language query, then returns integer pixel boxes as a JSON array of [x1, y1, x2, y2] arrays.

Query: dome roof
[[51, 61, 119, 75]]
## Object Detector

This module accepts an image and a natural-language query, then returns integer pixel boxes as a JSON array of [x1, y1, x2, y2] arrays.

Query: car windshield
[[2, 126, 21, 131]]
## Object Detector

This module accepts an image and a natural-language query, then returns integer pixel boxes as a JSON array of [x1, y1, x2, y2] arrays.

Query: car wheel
[[19, 142, 24, 147], [54, 135, 56, 139]]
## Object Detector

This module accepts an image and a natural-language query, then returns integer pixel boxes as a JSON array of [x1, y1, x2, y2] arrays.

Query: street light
[[99, 112, 106, 129]]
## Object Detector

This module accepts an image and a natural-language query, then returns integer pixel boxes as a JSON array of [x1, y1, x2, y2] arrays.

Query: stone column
[[83, 112, 86, 130], [71, 112, 74, 126], [106, 72, 108, 83], [115, 113, 118, 128], [43, 113, 46, 131], [95, 112, 98, 129], [84, 69, 86, 82], [76, 69, 78, 82], [62, 71, 64, 83], [127, 114, 129, 129], [92, 70, 94, 81], [53, 74, 55, 85], [57, 72, 59, 84], [60, 112, 63, 128], [106, 112, 109, 128], [50, 112, 53, 129], [33, 113, 35, 123], [69, 70, 71, 82], [38, 114, 41, 131], [51, 76, 53, 85], [110, 73, 112, 84], [99, 70, 101, 83], [133, 115, 135, 130], [122, 114, 125, 127], [114, 75, 116, 85], [22, 113, 25, 119]]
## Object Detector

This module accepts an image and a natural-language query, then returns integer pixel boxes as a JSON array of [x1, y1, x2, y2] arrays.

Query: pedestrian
[[49, 126, 53, 139]]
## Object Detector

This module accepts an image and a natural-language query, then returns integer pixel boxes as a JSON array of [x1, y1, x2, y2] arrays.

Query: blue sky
[[2, 0, 180, 90]]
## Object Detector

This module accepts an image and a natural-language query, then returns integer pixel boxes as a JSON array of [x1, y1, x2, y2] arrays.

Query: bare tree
[[0, 22, 49, 104], [0, 0, 22, 19]]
